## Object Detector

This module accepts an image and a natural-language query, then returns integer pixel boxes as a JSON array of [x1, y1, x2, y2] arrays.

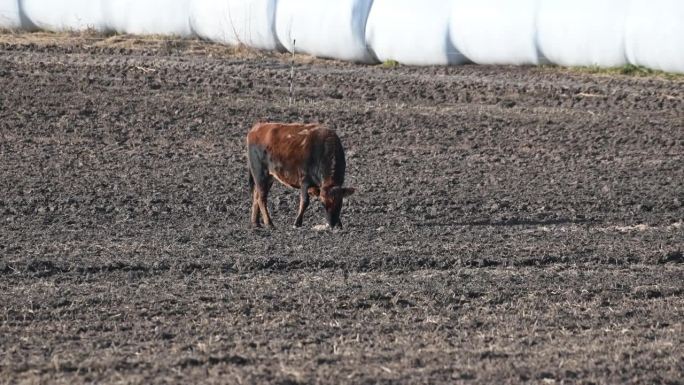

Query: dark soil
[[1, 33, 682, 384]]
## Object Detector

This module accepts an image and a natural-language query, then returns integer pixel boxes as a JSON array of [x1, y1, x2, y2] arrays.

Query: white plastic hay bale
[[537, 0, 628, 68], [275, 0, 375, 63], [625, 0, 684, 73], [103, 0, 194, 37], [0, 0, 23, 29], [365, 0, 465, 66], [20, 0, 106, 32], [450, 0, 542, 65], [190, 0, 281, 51]]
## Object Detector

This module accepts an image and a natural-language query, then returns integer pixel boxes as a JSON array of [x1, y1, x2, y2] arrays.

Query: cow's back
[[247, 122, 344, 189]]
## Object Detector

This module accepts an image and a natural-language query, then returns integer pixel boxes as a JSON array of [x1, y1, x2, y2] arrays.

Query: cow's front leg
[[294, 185, 310, 227]]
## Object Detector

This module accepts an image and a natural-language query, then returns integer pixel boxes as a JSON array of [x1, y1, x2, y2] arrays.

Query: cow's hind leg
[[249, 170, 262, 227], [256, 178, 274, 227], [250, 188, 261, 227], [248, 144, 275, 228]]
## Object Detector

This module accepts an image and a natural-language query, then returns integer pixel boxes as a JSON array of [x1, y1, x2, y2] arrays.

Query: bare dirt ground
[[1, 33, 682, 384]]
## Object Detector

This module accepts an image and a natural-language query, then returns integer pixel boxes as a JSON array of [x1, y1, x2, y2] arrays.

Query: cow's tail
[[248, 169, 255, 196]]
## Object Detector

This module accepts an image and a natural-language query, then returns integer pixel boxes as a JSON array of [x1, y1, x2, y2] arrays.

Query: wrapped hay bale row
[[0, 0, 681, 73]]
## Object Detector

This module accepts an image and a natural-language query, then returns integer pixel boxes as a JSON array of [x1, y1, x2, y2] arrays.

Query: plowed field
[[1, 33, 682, 384]]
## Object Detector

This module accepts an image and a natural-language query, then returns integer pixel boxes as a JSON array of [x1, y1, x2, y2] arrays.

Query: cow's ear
[[341, 187, 355, 197]]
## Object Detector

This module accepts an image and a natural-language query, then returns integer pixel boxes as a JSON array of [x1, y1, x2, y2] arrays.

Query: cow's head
[[320, 186, 355, 228]]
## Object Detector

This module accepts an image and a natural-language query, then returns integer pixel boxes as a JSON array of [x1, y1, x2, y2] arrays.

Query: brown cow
[[247, 122, 355, 229]]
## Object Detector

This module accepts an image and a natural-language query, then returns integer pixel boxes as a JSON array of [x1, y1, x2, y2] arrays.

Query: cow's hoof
[[312, 224, 330, 231]]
